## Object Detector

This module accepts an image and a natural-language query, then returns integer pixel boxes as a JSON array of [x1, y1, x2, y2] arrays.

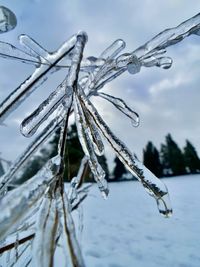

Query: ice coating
[[59, 192, 86, 267], [83, 109, 105, 156], [142, 56, 173, 69], [0, 41, 38, 65], [32, 197, 58, 267], [74, 94, 109, 198], [19, 34, 51, 64], [68, 156, 88, 203], [0, 6, 17, 33], [1, 13, 199, 125], [0, 115, 63, 195], [0, 155, 60, 240], [99, 39, 126, 60], [0, 34, 77, 123], [1, 11, 199, 265], [79, 90, 172, 216], [99, 92, 140, 127], [1, 14, 200, 258], [20, 80, 72, 137], [0, 39, 105, 70], [133, 13, 200, 59]]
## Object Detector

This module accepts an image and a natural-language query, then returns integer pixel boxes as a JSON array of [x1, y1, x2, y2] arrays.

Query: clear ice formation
[[0, 6, 17, 33], [1, 12, 200, 212], [0, 12, 200, 266]]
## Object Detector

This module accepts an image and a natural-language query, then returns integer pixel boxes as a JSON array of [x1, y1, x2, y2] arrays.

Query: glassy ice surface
[[1, 11, 200, 266], [99, 92, 140, 127], [0, 6, 17, 33]]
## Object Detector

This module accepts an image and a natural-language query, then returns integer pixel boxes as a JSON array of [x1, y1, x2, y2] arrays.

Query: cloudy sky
[[0, 0, 200, 169]]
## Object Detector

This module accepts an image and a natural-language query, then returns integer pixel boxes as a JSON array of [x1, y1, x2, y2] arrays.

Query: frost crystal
[[0, 11, 200, 266]]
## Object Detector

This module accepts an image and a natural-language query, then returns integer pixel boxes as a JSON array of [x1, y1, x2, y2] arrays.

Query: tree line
[[143, 133, 200, 177], [17, 126, 200, 183]]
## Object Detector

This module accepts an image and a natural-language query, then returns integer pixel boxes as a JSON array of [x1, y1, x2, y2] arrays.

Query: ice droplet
[[156, 57, 173, 69], [0, 6, 17, 33], [157, 195, 172, 218]]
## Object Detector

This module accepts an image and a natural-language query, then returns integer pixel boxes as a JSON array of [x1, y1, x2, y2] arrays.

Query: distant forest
[[6, 125, 200, 183], [143, 134, 200, 178]]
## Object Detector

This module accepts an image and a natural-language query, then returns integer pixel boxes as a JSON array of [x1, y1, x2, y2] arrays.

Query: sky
[[0, 0, 200, 170]]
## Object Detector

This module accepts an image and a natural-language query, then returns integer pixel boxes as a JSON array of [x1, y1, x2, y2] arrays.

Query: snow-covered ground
[[79, 175, 200, 267]]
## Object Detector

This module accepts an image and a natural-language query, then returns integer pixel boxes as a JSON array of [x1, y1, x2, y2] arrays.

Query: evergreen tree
[[113, 156, 127, 180], [143, 141, 163, 177], [160, 134, 186, 176], [98, 154, 109, 180], [183, 140, 200, 174]]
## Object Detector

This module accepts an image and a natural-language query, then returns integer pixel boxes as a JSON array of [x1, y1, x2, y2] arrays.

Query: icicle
[[20, 80, 72, 137], [65, 31, 88, 90], [100, 39, 126, 60], [75, 93, 104, 156], [19, 34, 51, 64], [58, 192, 86, 267], [99, 92, 140, 127], [0, 6, 17, 33], [32, 197, 58, 267], [85, 109, 105, 156], [79, 92, 172, 216], [74, 94, 109, 198], [0, 155, 61, 240], [0, 34, 77, 123]]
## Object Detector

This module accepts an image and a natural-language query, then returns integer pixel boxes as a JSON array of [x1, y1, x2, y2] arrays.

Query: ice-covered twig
[[74, 94, 109, 198], [0, 34, 77, 123], [133, 12, 200, 59], [59, 192, 86, 267], [0, 155, 61, 240], [68, 156, 88, 203], [32, 196, 58, 267], [79, 89, 172, 216], [0, 116, 63, 194], [99, 92, 140, 127]]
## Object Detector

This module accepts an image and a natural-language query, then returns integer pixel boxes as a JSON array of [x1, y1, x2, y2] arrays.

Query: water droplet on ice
[[156, 194, 172, 218], [0, 6, 17, 33], [157, 57, 172, 69]]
